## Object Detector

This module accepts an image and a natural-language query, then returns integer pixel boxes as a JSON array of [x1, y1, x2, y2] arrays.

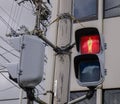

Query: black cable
[[0, 54, 11, 63], [38, 85, 45, 91], [105, 4, 120, 11], [2, 49, 16, 55], [26, 88, 35, 101]]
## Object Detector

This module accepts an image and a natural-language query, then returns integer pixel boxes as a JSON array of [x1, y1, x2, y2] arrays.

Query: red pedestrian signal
[[80, 35, 100, 54], [74, 27, 105, 87]]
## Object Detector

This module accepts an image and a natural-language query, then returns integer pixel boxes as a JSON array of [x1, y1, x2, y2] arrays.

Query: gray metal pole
[[53, 0, 72, 104], [68, 95, 87, 104]]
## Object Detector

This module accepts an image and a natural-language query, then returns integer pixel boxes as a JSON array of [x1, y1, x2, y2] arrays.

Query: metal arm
[[68, 88, 95, 104], [36, 31, 75, 54]]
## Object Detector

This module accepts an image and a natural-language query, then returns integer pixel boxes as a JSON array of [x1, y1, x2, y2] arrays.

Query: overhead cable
[[16, 4, 23, 29], [10, 1, 18, 29], [0, 15, 12, 29], [0, 72, 20, 89], [6, 0, 15, 34], [0, 45, 19, 58], [105, 4, 120, 11], [0, 54, 11, 63], [0, 6, 19, 27]]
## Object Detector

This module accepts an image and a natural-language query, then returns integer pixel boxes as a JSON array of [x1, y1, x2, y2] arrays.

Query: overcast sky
[[0, 0, 37, 104], [1, 0, 36, 35]]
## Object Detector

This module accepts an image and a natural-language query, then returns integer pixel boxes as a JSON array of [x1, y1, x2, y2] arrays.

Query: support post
[[53, 0, 72, 104]]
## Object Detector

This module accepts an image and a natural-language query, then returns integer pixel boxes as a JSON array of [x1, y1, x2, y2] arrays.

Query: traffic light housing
[[7, 35, 45, 88], [74, 27, 105, 87]]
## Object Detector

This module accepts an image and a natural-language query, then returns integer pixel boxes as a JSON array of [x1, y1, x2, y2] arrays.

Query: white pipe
[[19, 89, 23, 104], [97, 88, 102, 104], [98, 0, 104, 34], [97, 0, 104, 104]]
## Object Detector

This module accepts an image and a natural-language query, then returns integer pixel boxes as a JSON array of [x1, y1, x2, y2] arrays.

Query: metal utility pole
[[53, 0, 72, 104]]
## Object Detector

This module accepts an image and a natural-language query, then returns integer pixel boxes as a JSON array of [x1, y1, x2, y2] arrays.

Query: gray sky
[[0, 0, 37, 104], [0, 0, 35, 36]]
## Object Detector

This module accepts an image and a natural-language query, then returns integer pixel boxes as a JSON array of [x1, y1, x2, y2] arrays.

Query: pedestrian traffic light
[[74, 27, 105, 87], [7, 35, 45, 88]]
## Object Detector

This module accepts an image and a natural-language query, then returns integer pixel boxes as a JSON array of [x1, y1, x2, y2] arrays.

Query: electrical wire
[[30, 0, 36, 13], [38, 85, 45, 91], [0, 45, 19, 58], [0, 38, 14, 63], [0, 36, 20, 55], [6, 0, 15, 34], [35, 88, 46, 97], [22, 3, 33, 11], [0, 72, 20, 89], [16, 4, 23, 29], [11, 1, 18, 29], [0, 97, 27, 102], [0, 54, 11, 63], [0, 37, 19, 68], [0, 2, 20, 93], [0, 36, 10, 46], [0, 63, 6, 69], [35, 88, 39, 97], [105, 4, 120, 11], [14, 3, 25, 30], [0, 5, 19, 27], [0, 15, 19, 39], [0, 15, 12, 29], [0, 86, 15, 92], [47, 14, 85, 28], [2, 49, 17, 55]]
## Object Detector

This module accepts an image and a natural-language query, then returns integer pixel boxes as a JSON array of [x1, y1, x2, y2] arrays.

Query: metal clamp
[[58, 13, 72, 20]]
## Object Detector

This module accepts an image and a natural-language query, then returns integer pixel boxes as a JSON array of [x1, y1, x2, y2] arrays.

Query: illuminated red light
[[80, 35, 100, 54]]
